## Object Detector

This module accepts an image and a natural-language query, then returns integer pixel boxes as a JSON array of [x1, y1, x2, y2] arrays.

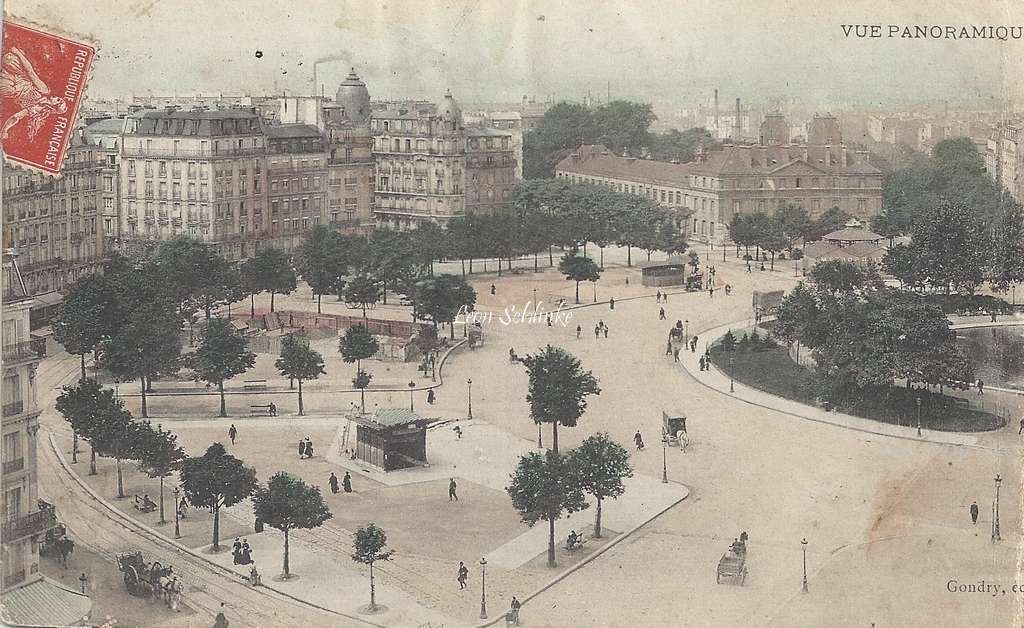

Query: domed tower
[[334, 68, 371, 124], [438, 89, 462, 129]]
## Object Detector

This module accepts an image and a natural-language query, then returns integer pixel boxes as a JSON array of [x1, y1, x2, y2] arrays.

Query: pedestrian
[[594, 325, 601, 339], [625, 277, 629, 286], [746, 261, 752, 273], [609, 297, 615, 310], [970, 500, 979, 524], [453, 425, 463, 439], [656, 290, 662, 303], [673, 347, 680, 363], [709, 285, 714, 298], [249, 564, 261, 587], [305, 438, 314, 458], [232, 537, 242, 564], [991, 311, 997, 323], [725, 284, 732, 296], [603, 325, 609, 338], [739, 530, 748, 544], [1019, 416, 1024, 435], [457, 561, 469, 590], [298, 439, 305, 459], [977, 379, 984, 395], [178, 496, 188, 518], [343, 471, 353, 493], [214, 602, 229, 628], [510, 596, 522, 626], [240, 540, 252, 565], [288, 314, 294, 328], [691, 335, 698, 353], [546, 314, 552, 327], [662, 292, 667, 302], [427, 389, 436, 404], [329, 472, 340, 494], [699, 354, 706, 371], [490, 284, 496, 295], [228, 424, 237, 445], [449, 478, 459, 501], [760, 262, 766, 271], [576, 324, 582, 339], [634, 430, 645, 451], [659, 307, 666, 320], [666, 337, 673, 355]]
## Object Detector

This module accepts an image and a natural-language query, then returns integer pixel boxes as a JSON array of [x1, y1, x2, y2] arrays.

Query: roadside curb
[[45, 431, 385, 628], [472, 483, 691, 628]]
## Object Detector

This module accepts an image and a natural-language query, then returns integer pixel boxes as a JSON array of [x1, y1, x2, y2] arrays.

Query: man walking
[[970, 500, 979, 524], [449, 478, 459, 501], [977, 379, 985, 395], [634, 430, 645, 451], [656, 291, 662, 303], [329, 472, 340, 494], [594, 324, 601, 339], [576, 324, 582, 339], [603, 325, 609, 338], [690, 335, 699, 353], [1019, 416, 1024, 435], [457, 561, 469, 590], [228, 424, 237, 445], [510, 597, 522, 626], [659, 307, 666, 320]]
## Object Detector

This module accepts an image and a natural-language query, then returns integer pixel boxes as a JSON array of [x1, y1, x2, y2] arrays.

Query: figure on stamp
[[0, 47, 68, 141]]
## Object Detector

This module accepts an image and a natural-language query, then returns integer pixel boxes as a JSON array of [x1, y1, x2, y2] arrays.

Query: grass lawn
[[709, 341, 1005, 432]]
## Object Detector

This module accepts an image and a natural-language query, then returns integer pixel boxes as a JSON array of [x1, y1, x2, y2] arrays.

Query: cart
[[116, 551, 175, 599], [716, 547, 747, 585], [685, 273, 703, 291], [468, 324, 484, 349], [662, 411, 688, 449]]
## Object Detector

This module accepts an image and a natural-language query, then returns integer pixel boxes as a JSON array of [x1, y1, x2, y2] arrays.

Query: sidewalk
[[686, 318, 983, 448]]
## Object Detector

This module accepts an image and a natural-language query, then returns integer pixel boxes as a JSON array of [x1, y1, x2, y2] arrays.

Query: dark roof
[[691, 145, 881, 176], [367, 407, 425, 428], [2, 577, 92, 627], [822, 227, 884, 242], [130, 108, 259, 121], [265, 124, 322, 139], [83, 118, 125, 135], [555, 145, 692, 187], [466, 127, 513, 138]]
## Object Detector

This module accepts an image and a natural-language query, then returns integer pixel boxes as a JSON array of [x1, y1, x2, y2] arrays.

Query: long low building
[[555, 143, 883, 244]]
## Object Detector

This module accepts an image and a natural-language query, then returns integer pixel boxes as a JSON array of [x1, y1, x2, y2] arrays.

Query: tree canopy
[[520, 345, 601, 453], [253, 472, 332, 578], [180, 443, 258, 550]]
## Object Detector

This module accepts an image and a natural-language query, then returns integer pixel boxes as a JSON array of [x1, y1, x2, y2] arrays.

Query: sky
[[6, 0, 1024, 108]]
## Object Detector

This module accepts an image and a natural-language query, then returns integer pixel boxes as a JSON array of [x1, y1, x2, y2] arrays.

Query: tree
[[568, 433, 632, 538], [558, 254, 601, 304], [275, 334, 325, 415], [53, 273, 121, 381], [906, 199, 987, 294], [881, 243, 921, 290], [773, 282, 821, 363], [415, 274, 477, 340], [520, 346, 601, 453], [180, 443, 257, 551], [339, 325, 380, 412], [188, 318, 256, 417], [252, 472, 332, 578], [990, 204, 1024, 292], [343, 274, 380, 322], [55, 378, 112, 473], [506, 450, 589, 567], [136, 423, 186, 524], [805, 206, 851, 242], [351, 523, 394, 612], [774, 204, 813, 250], [757, 219, 789, 270], [249, 247, 297, 312], [154, 236, 238, 328], [296, 226, 347, 313], [102, 297, 182, 419], [809, 260, 869, 295], [88, 397, 143, 499]]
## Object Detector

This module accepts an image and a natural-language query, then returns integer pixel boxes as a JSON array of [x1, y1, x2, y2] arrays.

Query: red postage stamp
[[0, 21, 95, 175]]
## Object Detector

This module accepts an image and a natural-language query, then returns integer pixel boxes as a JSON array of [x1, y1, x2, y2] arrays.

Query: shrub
[[720, 330, 736, 351]]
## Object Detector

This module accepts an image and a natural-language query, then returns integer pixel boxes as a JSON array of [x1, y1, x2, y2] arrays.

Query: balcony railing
[[2, 457, 24, 474], [123, 146, 264, 158], [2, 401, 24, 417], [2, 500, 58, 541], [2, 340, 45, 362]]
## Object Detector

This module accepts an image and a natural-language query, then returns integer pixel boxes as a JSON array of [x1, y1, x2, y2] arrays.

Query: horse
[[676, 430, 690, 453], [54, 536, 74, 568]]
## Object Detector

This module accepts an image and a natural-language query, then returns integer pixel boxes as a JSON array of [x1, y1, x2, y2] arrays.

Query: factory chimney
[[734, 98, 742, 141]]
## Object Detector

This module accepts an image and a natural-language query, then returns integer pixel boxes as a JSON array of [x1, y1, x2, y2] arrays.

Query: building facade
[[464, 127, 517, 213], [555, 143, 883, 244], [323, 70, 375, 232], [263, 124, 328, 251], [120, 108, 268, 260], [2, 121, 119, 298], [371, 92, 467, 229]]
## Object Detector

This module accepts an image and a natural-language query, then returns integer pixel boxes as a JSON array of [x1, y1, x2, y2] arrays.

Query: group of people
[[231, 538, 254, 565], [297, 437, 315, 459], [698, 350, 713, 371], [655, 290, 670, 303], [328, 471, 354, 494], [566, 529, 586, 550], [594, 320, 609, 339], [726, 531, 750, 558]]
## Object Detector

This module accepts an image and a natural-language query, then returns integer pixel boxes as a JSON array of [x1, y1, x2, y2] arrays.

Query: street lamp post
[[801, 538, 809, 593], [408, 381, 416, 412], [662, 440, 668, 483], [479, 557, 488, 620], [916, 397, 922, 437], [533, 288, 537, 311], [592, 280, 597, 303], [684, 319, 690, 346], [729, 355, 735, 393], [467, 379, 473, 420], [79, 573, 88, 594], [173, 486, 181, 539], [993, 474, 1003, 543]]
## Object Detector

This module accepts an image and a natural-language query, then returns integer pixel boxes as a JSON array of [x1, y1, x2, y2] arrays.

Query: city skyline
[[10, 0, 1024, 108]]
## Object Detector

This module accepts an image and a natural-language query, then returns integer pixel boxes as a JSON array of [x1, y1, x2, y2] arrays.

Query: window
[[857, 199, 867, 213], [795, 177, 802, 188], [103, 176, 113, 192], [4, 485, 22, 521], [104, 198, 113, 212], [128, 160, 136, 176]]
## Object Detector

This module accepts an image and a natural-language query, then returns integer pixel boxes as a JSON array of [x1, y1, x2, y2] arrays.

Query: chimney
[[734, 98, 742, 140], [714, 89, 719, 135]]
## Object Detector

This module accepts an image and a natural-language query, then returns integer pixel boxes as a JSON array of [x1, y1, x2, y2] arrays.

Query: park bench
[[242, 380, 268, 391], [133, 495, 157, 513], [249, 404, 276, 417]]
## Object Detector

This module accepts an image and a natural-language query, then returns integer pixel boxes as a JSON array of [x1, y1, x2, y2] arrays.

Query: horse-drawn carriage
[[40, 523, 74, 567], [685, 273, 703, 291], [468, 323, 484, 349], [116, 551, 178, 600], [662, 410, 689, 451], [716, 537, 748, 585]]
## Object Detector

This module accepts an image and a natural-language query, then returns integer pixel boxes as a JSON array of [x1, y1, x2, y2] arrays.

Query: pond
[[958, 325, 1024, 390]]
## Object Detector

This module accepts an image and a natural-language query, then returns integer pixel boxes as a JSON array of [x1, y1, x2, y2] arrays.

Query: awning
[[29, 291, 63, 309], [1, 576, 92, 626]]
